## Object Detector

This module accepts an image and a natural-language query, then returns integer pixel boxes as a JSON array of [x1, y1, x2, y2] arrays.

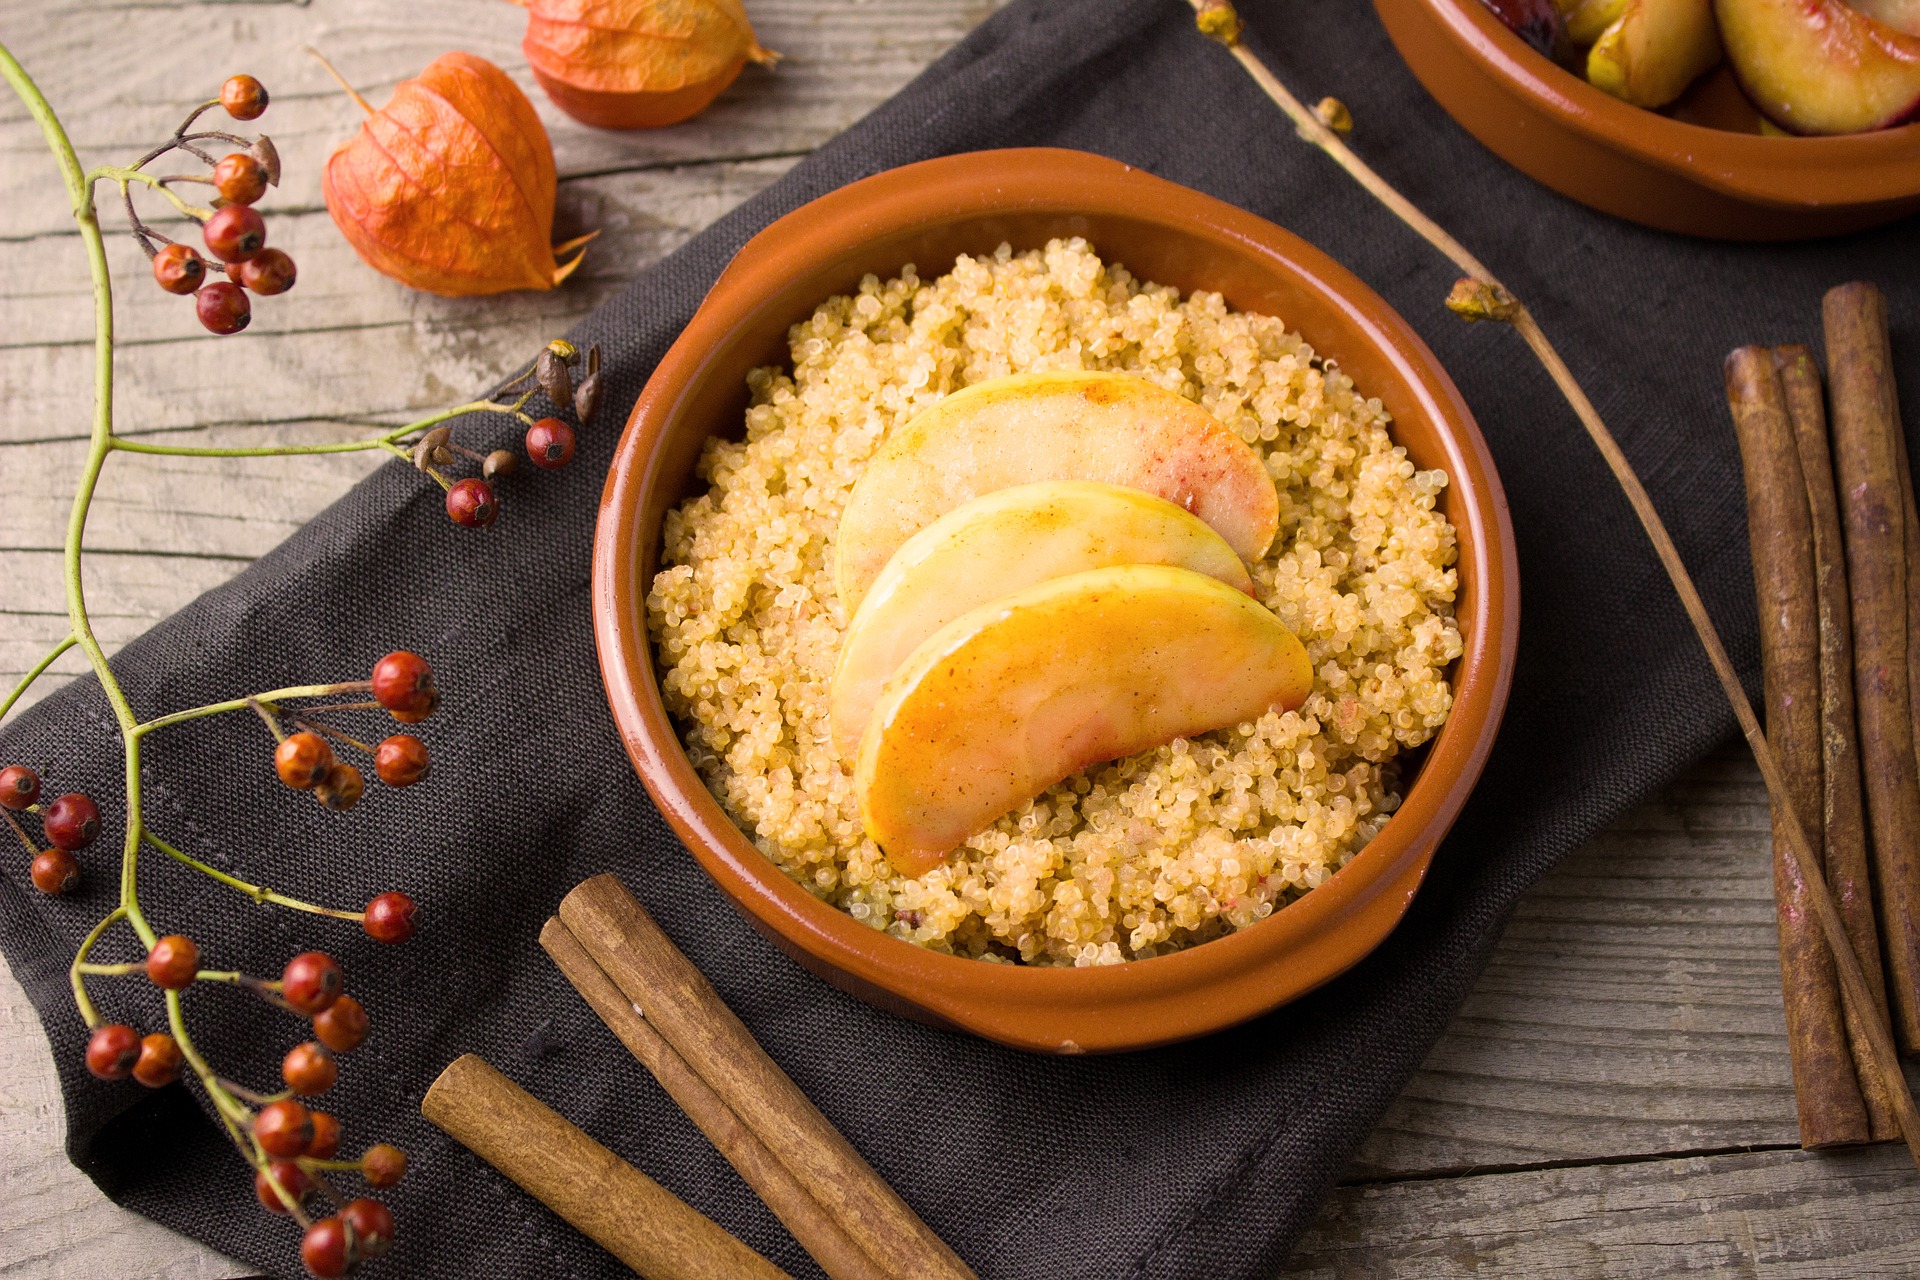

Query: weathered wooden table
[[3, 2, 1916, 1276]]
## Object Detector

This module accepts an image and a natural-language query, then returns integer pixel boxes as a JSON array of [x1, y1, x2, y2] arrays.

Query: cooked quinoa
[[646, 239, 1463, 966]]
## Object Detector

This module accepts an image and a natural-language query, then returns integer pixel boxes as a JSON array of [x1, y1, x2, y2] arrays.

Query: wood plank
[[1285, 1145, 1920, 1278]]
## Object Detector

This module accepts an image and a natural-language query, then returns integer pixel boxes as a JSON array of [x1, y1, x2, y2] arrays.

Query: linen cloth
[[3, 1, 1916, 1276]]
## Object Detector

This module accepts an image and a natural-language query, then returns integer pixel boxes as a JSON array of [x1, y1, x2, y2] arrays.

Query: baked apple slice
[[829, 481, 1254, 757], [855, 565, 1313, 877], [833, 371, 1278, 609], [1586, 0, 1722, 108], [1716, 0, 1920, 134]]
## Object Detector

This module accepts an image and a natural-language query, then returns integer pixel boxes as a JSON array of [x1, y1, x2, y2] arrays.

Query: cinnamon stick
[[421, 1053, 792, 1280], [1825, 282, 1920, 1053], [1727, 345, 1869, 1147], [540, 917, 892, 1280], [558, 874, 978, 1280], [1776, 344, 1899, 1139]]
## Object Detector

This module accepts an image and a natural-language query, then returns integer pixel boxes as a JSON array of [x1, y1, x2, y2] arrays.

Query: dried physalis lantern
[[316, 51, 595, 296], [510, 0, 778, 129]]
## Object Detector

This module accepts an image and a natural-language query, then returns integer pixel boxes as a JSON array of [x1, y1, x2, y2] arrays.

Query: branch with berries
[[0, 45, 601, 1279]]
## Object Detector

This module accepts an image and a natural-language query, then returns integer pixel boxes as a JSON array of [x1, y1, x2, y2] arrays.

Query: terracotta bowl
[[1374, 0, 1920, 240], [593, 148, 1519, 1054]]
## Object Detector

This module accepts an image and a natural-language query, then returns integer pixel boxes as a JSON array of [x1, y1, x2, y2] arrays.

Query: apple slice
[[833, 371, 1279, 610], [830, 481, 1254, 757], [855, 564, 1314, 877], [1715, 0, 1920, 134], [1587, 0, 1722, 108], [1851, 0, 1920, 38]]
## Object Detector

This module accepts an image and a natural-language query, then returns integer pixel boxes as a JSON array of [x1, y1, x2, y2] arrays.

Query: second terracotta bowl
[[1376, 0, 1920, 240], [593, 149, 1520, 1054]]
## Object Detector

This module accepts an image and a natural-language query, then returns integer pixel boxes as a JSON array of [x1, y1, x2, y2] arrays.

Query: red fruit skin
[[255, 1098, 315, 1157], [283, 1041, 338, 1095], [360, 1143, 407, 1187], [313, 993, 369, 1053], [281, 951, 344, 1015], [301, 1216, 354, 1278], [275, 732, 334, 789], [213, 153, 268, 205], [202, 203, 266, 263], [150, 243, 206, 295], [343, 1198, 395, 1258], [42, 792, 100, 850], [195, 282, 252, 335], [315, 763, 365, 812], [307, 1110, 342, 1159], [0, 765, 39, 809], [363, 891, 417, 944], [30, 849, 80, 894], [131, 1033, 183, 1087], [145, 934, 200, 990], [445, 477, 499, 528], [373, 735, 430, 787], [222, 75, 269, 121], [236, 248, 297, 295], [524, 416, 576, 469], [85, 1024, 141, 1080], [257, 1160, 312, 1213], [370, 652, 434, 714]]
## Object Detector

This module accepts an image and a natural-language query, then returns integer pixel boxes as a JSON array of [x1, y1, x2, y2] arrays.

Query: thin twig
[[1189, 0, 1920, 1170]]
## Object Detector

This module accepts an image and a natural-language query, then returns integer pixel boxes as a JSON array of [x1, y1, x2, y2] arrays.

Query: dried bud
[[1445, 277, 1521, 324], [537, 345, 574, 409], [546, 339, 578, 362], [1313, 97, 1353, 135], [482, 449, 519, 479], [431, 445, 455, 465], [411, 425, 452, 472], [573, 344, 602, 424], [249, 135, 283, 187], [1196, 1, 1243, 46]]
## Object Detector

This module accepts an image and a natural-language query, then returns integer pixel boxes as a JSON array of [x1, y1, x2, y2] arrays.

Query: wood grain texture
[[5, 0, 1920, 1276]]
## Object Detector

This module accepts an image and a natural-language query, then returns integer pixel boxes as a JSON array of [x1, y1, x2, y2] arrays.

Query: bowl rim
[[592, 147, 1520, 1052], [1418, 0, 1920, 205]]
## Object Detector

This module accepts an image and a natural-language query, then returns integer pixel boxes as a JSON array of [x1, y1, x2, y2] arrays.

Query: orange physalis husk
[[318, 51, 595, 297], [509, 0, 779, 130]]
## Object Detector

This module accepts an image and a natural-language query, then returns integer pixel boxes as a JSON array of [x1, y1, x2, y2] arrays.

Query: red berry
[[85, 1024, 141, 1080], [146, 934, 200, 990], [370, 652, 435, 717], [0, 765, 39, 810], [281, 951, 344, 1015], [313, 993, 368, 1053], [360, 1143, 407, 1187], [307, 1110, 342, 1159], [30, 849, 79, 894], [342, 1198, 395, 1258], [235, 248, 296, 295], [389, 691, 440, 725], [445, 477, 498, 529], [131, 1033, 183, 1088], [202, 203, 266, 264], [256, 1159, 311, 1213], [362, 892, 416, 944], [275, 732, 335, 790], [42, 792, 100, 850], [373, 735, 430, 787], [314, 763, 364, 812], [524, 417, 576, 470], [301, 1215, 354, 1278], [212, 152, 268, 205], [221, 74, 269, 121], [195, 281, 251, 335], [283, 1041, 337, 1095], [150, 243, 206, 295], [254, 1098, 315, 1157]]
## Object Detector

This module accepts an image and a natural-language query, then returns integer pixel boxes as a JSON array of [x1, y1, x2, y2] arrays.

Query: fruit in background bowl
[[833, 370, 1279, 609], [1715, 0, 1920, 134], [1586, 0, 1722, 107], [1479, 0, 1567, 52], [828, 480, 1254, 757], [854, 565, 1315, 878]]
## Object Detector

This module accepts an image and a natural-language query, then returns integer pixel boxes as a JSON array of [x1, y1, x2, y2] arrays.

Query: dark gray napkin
[[3, 1, 1915, 1276]]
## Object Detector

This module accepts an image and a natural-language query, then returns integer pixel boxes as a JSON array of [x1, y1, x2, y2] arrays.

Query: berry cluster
[[417, 338, 602, 530], [130, 75, 294, 336], [0, 770, 98, 895]]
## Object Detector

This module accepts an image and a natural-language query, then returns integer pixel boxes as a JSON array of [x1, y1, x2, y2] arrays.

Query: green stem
[[132, 681, 372, 739], [91, 169, 213, 222], [142, 829, 364, 922], [163, 990, 252, 1126], [68, 907, 127, 1028], [110, 398, 529, 459], [74, 961, 141, 976], [0, 634, 76, 723]]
